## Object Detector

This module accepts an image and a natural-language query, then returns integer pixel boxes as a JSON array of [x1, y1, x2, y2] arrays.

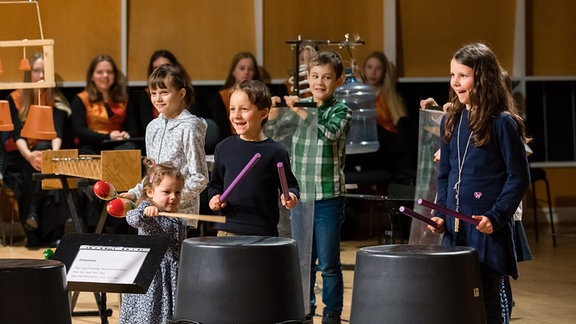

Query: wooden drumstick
[[158, 212, 226, 223], [106, 198, 226, 223]]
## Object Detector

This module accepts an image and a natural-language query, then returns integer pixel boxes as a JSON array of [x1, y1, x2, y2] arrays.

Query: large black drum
[[173, 236, 307, 324], [0, 259, 71, 324], [350, 244, 486, 324]]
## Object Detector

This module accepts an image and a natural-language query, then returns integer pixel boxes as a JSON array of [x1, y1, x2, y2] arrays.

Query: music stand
[[53, 233, 170, 324]]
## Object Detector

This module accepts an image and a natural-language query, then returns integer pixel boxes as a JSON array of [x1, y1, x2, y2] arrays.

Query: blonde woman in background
[[347, 51, 409, 176], [4, 52, 71, 248], [362, 51, 407, 133]]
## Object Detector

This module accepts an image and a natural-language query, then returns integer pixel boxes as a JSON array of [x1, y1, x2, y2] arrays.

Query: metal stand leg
[[543, 178, 557, 247], [32, 173, 113, 323], [531, 181, 540, 243]]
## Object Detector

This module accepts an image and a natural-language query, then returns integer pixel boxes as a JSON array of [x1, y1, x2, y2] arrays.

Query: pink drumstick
[[276, 162, 291, 201], [219, 153, 261, 202], [399, 206, 438, 228], [417, 198, 480, 226]]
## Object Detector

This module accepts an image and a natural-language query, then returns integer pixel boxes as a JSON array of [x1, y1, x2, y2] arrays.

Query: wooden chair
[[0, 184, 20, 246]]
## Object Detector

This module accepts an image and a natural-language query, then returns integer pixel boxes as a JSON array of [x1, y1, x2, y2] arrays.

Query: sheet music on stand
[[54, 233, 170, 293], [52, 233, 170, 324], [67, 245, 149, 287]]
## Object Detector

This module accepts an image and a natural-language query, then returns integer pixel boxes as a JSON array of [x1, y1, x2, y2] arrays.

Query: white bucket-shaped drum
[[173, 236, 307, 324], [0, 259, 71, 324], [350, 244, 486, 324]]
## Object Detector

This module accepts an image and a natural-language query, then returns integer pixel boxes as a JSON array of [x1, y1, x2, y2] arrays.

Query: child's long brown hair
[[443, 43, 530, 147]]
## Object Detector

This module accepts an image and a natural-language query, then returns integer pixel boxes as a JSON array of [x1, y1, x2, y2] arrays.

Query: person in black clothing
[[208, 80, 299, 236]]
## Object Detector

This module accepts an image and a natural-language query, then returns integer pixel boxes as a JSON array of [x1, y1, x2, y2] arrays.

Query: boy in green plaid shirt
[[270, 50, 352, 324]]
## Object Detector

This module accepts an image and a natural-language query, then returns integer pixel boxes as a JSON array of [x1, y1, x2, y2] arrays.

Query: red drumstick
[[106, 197, 136, 217], [417, 198, 480, 226], [219, 153, 261, 202], [93, 180, 118, 200], [399, 206, 438, 228], [276, 162, 291, 201]]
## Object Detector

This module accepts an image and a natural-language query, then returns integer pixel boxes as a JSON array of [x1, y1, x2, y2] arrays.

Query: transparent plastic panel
[[265, 105, 317, 313], [409, 109, 445, 245]]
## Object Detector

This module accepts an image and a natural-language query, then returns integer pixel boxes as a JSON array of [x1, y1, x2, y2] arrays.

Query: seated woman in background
[[70, 54, 137, 233], [3, 52, 71, 248], [136, 50, 203, 141], [71, 54, 138, 155], [363, 51, 408, 134], [209, 51, 264, 142], [356, 51, 410, 177]]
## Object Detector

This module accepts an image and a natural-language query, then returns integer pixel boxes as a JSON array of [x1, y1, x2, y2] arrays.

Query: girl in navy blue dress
[[427, 43, 531, 324]]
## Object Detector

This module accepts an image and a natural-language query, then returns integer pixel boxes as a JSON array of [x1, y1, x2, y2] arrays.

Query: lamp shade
[[0, 100, 14, 131], [18, 58, 31, 71], [21, 105, 56, 140]]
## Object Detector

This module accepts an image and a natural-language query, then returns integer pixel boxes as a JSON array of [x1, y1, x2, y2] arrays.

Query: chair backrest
[[529, 167, 547, 182], [204, 118, 220, 155], [388, 182, 415, 200]]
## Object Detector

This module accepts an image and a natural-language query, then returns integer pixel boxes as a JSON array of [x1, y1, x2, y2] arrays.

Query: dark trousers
[[482, 268, 507, 324]]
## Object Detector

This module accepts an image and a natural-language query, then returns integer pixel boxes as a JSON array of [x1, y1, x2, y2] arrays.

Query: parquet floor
[[1, 225, 574, 323]]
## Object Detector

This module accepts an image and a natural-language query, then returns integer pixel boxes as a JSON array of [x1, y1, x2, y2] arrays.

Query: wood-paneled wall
[[0, 0, 574, 84], [398, 0, 516, 77], [128, 0, 256, 81], [263, 0, 383, 80], [0, 0, 121, 83], [528, 0, 576, 75]]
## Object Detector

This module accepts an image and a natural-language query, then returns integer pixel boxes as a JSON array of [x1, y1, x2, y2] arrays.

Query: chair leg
[[531, 181, 539, 243], [10, 198, 18, 246], [544, 179, 557, 247], [374, 201, 384, 245], [10, 213, 15, 246], [1, 218, 5, 246], [368, 200, 374, 238], [1, 189, 6, 246]]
